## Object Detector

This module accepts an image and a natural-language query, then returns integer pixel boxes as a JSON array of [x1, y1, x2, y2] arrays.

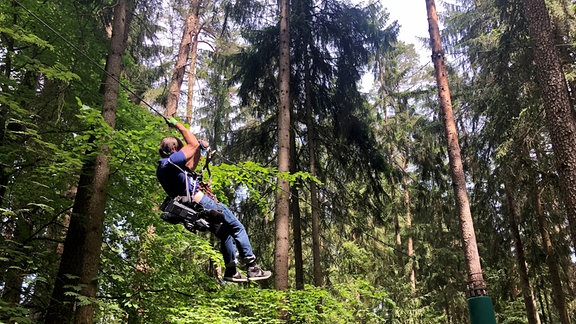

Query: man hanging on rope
[[156, 117, 272, 282]]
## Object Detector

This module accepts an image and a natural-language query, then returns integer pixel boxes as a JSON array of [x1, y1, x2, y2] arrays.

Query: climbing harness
[[159, 193, 225, 233], [160, 196, 211, 231], [159, 143, 223, 233], [197, 144, 218, 202]]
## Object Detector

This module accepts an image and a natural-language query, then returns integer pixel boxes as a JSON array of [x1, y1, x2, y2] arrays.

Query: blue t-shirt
[[156, 150, 197, 198]]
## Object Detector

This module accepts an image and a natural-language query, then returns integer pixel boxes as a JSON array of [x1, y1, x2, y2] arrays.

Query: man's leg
[[198, 195, 256, 258], [216, 202, 271, 281], [215, 203, 255, 259], [219, 234, 247, 283], [198, 196, 246, 282], [198, 195, 271, 280]]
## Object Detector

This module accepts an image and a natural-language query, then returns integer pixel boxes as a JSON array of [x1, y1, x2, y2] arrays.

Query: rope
[[15, 0, 223, 199], [167, 159, 193, 202], [198, 149, 218, 201], [13, 0, 414, 264], [12, 0, 168, 121]]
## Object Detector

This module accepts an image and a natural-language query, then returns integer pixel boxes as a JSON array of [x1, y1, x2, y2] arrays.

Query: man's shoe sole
[[223, 276, 248, 283], [248, 273, 272, 281]]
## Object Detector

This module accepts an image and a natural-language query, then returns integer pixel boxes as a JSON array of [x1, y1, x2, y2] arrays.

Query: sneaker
[[247, 265, 272, 281], [223, 271, 248, 283]]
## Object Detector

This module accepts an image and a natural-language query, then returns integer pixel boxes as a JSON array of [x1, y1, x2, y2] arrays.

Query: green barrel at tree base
[[468, 296, 496, 324]]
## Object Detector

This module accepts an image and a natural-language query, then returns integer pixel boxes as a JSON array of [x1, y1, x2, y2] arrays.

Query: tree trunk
[[504, 183, 540, 324], [521, 0, 576, 253], [535, 186, 570, 324], [0, 2, 17, 206], [45, 1, 132, 323], [185, 31, 200, 124], [290, 127, 304, 290], [401, 156, 415, 293], [536, 281, 548, 323], [274, 0, 291, 290], [165, 0, 200, 118], [425, 0, 488, 297], [394, 212, 403, 268], [1, 215, 32, 321], [305, 55, 322, 287], [392, 180, 403, 268], [290, 188, 303, 289]]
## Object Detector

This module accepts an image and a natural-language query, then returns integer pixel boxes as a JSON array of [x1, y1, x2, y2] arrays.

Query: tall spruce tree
[[521, 0, 576, 262], [164, 0, 202, 118], [231, 0, 397, 290], [440, 0, 574, 320], [46, 1, 133, 322], [275, 0, 291, 290], [425, 0, 496, 322]]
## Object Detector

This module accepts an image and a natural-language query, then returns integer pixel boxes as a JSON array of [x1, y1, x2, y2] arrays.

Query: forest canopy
[[1, 0, 576, 323]]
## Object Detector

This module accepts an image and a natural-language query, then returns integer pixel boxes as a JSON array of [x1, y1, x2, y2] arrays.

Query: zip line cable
[[15, 0, 335, 205], [14, 0, 303, 203], [13, 0, 168, 120], [14, 0, 388, 215], [14, 1, 412, 260]]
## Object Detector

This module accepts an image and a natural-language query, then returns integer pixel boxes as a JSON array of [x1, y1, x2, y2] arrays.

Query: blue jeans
[[197, 195, 255, 267]]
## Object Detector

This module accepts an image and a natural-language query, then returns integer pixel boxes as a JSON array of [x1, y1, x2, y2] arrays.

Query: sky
[[381, 1, 429, 46], [378, 1, 448, 64], [359, 1, 434, 90]]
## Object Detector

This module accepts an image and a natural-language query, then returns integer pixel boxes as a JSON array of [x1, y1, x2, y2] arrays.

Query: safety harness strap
[[167, 159, 197, 202], [159, 196, 224, 233]]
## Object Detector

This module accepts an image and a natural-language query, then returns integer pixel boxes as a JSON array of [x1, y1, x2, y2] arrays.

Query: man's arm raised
[[175, 123, 202, 170], [166, 117, 209, 171], [166, 117, 200, 167]]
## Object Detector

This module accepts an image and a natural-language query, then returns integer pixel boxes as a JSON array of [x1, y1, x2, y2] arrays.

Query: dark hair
[[158, 136, 183, 157]]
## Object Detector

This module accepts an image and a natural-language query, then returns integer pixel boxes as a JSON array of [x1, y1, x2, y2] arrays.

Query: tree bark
[[401, 156, 415, 293], [185, 31, 200, 124], [504, 183, 540, 324], [1, 215, 32, 318], [521, 0, 576, 254], [535, 186, 570, 324], [425, 0, 488, 297], [290, 127, 304, 290], [165, 0, 200, 118], [274, 0, 291, 290], [392, 179, 403, 268], [305, 55, 322, 287], [45, 1, 132, 323]]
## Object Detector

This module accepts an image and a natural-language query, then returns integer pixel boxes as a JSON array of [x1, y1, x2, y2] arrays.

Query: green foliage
[[0, 300, 33, 324], [0, 25, 53, 50], [4, 0, 576, 322], [211, 162, 277, 208], [210, 161, 319, 211], [92, 280, 396, 323], [495, 298, 529, 324]]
